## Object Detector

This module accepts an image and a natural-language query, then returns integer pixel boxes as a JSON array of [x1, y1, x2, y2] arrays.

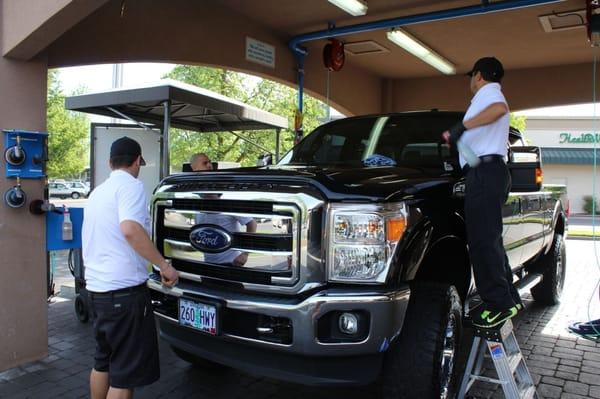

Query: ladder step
[[508, 352, 523, 374], [458, 318, 538, 399], [520, 384, 537, 399], [470, 374, 504, 385]]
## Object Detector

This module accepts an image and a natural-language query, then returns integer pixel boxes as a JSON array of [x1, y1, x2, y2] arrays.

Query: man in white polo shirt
[[82, 137, 178, 399], [443, 57, 521, 329]]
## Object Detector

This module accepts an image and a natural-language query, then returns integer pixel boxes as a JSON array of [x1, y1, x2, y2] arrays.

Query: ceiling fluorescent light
[[386, 29, 456, 75], [328, 0, 368, 16]]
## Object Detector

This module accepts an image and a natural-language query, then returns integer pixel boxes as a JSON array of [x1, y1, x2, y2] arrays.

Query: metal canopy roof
[[64, 80, 288, 132]]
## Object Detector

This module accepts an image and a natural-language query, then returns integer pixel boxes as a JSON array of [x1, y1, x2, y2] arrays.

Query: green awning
[[541, 147, 600, 165]]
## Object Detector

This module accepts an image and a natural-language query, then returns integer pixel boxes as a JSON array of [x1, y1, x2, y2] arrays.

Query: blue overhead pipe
[[288, 0, 561, 53], [287, 0, 561, 139]]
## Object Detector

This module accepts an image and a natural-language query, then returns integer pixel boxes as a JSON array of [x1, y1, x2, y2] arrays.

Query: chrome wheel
[[439, 312, 457, 399], [555, 242, 565, 298]]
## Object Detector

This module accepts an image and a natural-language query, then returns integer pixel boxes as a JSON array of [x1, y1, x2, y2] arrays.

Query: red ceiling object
[[323, 39, 345, 71]]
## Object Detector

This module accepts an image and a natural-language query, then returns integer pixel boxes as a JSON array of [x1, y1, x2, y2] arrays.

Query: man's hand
[[159, 260, 179, 287], [233, 253, 249, 267], [443, 122, 467, 148]]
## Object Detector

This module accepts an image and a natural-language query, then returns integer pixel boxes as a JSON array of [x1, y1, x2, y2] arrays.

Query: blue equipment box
[[3, 130, 48, 179], [46, 207, 84, 251]]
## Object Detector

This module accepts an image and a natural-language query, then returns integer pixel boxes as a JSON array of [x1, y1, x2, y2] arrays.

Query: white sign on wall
[[527, 129, 600, 148], [246, 37, 275, 68]]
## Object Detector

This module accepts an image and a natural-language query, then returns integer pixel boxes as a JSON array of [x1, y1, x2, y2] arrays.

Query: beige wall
[[390, 63, 600, 113], [543, 164, 595, 215], [45, 0, 382, 116], [2, 0, 108, 59], [0, 52, 48, 371]]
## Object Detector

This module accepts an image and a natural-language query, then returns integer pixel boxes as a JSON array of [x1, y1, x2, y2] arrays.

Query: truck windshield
[[279, 114, 462, 169]]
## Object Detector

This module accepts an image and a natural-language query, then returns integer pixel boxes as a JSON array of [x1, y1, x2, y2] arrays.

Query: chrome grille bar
[[151, 190, 324, 294]]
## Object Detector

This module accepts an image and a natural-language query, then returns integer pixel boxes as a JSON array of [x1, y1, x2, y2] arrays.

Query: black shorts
[[90, 284, 160, 389]]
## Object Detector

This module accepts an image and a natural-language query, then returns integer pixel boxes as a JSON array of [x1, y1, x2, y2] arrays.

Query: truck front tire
[[531, 233, 566, 305], [382, 282, 462, 399]]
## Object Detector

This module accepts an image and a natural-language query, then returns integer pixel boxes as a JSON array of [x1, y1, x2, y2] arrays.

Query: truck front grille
[[154, 197, 300, 287], [172, 198, 274, 214], [162, 227, 293, 252]]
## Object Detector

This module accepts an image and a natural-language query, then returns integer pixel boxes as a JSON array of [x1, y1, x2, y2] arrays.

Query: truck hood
[[159, 164, 458, 202]]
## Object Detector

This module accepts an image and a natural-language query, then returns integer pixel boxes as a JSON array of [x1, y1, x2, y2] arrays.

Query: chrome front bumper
[[148, 277, 410, 357]]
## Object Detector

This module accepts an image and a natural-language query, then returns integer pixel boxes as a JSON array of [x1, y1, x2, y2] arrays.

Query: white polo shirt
[[194, 213, 253, 265], [82, 170, 151, 292], [459, 82, 510, 168]]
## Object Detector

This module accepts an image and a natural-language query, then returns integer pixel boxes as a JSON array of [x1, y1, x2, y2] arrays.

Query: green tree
[[510, 114, 527, 132], [165, 65, 325, 170], [47, 70, 89, 178]]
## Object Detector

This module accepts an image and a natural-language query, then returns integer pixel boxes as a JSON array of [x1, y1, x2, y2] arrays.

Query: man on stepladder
[[442, 57, 523, 328]]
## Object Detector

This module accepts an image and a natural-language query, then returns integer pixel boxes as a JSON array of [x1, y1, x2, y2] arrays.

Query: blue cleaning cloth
[[363, 154, 396, 167]]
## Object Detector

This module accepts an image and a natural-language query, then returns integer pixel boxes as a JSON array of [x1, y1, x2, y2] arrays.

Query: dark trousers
[[465, 159, 520, 311]]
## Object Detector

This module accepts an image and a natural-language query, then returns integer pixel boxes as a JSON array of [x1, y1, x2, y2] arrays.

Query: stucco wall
[[390, 63, 600, 113], [0, 53, 48, 371], [542, 164, 596, 215], [45, 0, 382, 116]]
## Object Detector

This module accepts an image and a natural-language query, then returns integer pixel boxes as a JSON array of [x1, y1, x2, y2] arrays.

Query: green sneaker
[[472, 305, 521, 328], [515, 303, 523, 311]]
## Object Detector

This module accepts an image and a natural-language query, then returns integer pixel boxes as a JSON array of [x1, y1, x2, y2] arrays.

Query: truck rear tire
[[531, 234, 566, 305], [170, 346, 228, 371], [382, 282, 462, 399]]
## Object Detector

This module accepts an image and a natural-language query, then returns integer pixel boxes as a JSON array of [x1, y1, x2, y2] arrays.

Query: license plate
[[178, 298, 218, 335]]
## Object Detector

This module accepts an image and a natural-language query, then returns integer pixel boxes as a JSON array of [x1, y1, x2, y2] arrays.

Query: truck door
[[520, 194, 546, 263], [502, 193, 522, 270], [507, 144, 544, 268]]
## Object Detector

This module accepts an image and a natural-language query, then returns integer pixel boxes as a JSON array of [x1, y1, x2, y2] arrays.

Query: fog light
[[339, 312, 359, 334]]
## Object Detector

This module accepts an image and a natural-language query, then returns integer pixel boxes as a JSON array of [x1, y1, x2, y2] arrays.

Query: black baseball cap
[[110, 136, 146, 165], [466, 57, 504, 82]]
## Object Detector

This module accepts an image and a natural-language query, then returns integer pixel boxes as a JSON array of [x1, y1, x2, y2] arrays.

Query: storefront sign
[[559, 133, 600, 144], [246, 37, 275, 68]]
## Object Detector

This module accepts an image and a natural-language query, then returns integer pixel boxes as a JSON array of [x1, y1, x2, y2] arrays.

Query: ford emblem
[[189, 225, 232, 253]]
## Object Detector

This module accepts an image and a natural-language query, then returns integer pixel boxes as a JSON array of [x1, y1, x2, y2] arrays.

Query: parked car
[[148, 112, 567, 398], [67, 181, 90, 197], [48, 182, 88, 199]]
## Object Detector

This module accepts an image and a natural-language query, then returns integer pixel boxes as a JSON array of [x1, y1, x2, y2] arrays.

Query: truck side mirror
[[508, 146, 542, 192]]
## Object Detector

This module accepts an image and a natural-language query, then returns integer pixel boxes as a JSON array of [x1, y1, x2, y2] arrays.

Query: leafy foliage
[[47, 70, 89, 178], [510, 114, 527, 132], [583, 195, 600, 215], [165, 66, 326, 171]]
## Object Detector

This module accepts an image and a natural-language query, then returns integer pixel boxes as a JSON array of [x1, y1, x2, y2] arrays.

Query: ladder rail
[[458, 319, 538, 399]]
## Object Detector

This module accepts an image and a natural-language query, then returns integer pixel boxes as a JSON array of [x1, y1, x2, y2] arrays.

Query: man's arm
[[443, 102, 508, 146], [463, 102, 508, 130], [120, 220, 178, 287], [246, 219, 257, 233], [232, 219, 258, 267]]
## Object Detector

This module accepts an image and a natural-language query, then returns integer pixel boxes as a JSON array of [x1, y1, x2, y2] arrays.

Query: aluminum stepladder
[[458, 319, 538, 399]]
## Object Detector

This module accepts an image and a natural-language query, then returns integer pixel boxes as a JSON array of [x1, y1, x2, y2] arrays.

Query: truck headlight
[[328, 203, 407, 283]]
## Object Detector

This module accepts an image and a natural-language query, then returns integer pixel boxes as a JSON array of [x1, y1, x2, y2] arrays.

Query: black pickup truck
[[148, 111, 567, 399]]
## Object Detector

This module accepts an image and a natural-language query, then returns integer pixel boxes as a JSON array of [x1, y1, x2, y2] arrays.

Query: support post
[[162, 100, 171, 179], [293, 52, 306, 144], [275, 128, 281, 162]]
